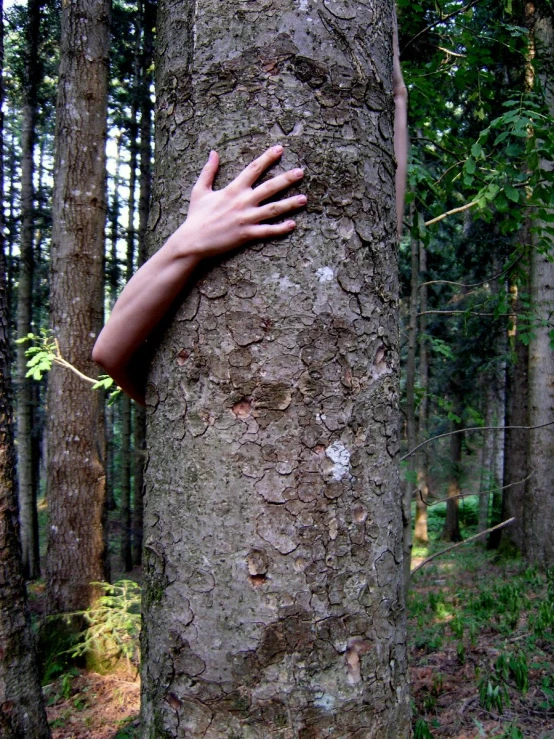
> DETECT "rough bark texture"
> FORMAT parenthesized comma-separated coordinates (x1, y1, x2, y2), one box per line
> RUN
(0, 4, 50, 729)
(141, 1, 410, 736)
(46, 0, 109, 613)
(442, 409, 462, 544)
(16, 0, 41, 580)
(523, 5, 554, 568)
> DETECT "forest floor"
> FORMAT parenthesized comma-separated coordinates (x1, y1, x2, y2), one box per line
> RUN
(37, 500, 554, 738)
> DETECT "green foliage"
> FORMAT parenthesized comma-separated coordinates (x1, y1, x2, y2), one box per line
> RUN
(478, 672, 510, 713)
(414, 717, 435, 739)
(67, 580, 141, 672)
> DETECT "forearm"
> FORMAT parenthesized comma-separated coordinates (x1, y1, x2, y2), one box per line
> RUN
(93, 231, 199, 405)
(393, 7, 408, 238)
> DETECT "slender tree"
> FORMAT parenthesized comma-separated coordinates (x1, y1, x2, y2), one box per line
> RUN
(46, 0, 110, 613)
(141, 0, 410, 734)
(16, 0, 42, 580)
(0, 1, 51, 730)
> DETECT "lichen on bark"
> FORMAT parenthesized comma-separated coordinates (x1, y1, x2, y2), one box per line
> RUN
(142, 0, 411, 736)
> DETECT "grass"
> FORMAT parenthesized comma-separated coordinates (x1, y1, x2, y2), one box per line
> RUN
(409, 496, 554, 738)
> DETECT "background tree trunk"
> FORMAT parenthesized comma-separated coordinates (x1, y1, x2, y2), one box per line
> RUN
(46, 0, 110, 613)
(141, 0, 410, 735)
(16, 0, 41, 580)
(414, 240, 429, 545)
(0, 3, 51, 729)
(523, 4, 554, 568)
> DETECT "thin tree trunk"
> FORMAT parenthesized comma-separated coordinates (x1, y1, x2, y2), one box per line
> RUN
(478, 383, 494, 532)
(414, 241, 429, 544)
(141, 0, 410, 734)
(501, 280, 528, 552)
(442, 402, 463, 543)
(105, 135, 122, 514)
(523, 5, 554, 568)
(16, 0, 42, 580)
(0, 4, 51, 729)
(403, 216, 418, 583)
(132, 0, 154, 567)
(120, 87, 139, 573)
(46, 0, 110, 613)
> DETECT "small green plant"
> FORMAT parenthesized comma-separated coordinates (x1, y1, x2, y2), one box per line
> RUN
(478, 674, 510, 713)
(67, 580, 141, 671)
(414, 718, 434, 739)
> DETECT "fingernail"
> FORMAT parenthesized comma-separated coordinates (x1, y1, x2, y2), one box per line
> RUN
(293, 168, 304, 178)
(297, 195, 307, 205)
(286, 220, 296, 229)
(273, 144, 284, 153)
(209, 150, 217, 160)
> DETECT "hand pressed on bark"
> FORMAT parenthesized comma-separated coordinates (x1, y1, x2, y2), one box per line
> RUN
(92, 145, 306, 406)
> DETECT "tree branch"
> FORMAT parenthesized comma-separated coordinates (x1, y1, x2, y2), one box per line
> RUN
(416, 470, 535, 507)
(402, 0, 482, 54)
(410, 518, 516, 577)
(400, 421, 554, 462)
(425, 200, 479, 226)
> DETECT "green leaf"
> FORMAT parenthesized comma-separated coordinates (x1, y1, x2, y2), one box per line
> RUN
(471, 142, 483, 159)
(505, 184, 519, 202)
(464, 158, 476, 175)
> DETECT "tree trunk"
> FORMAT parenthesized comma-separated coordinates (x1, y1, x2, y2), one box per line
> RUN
(414, 241, 429, 545)
(523, 5, 554, 568)
(120, 86, 139, 573)
(16, 0, 41, 580)
(0, 4, 51, 729)
(501, 279, 528, 552)
(478, 383, 494, 533)
(141, 0, 410, 735)
(132, 0, 154, 567)
(46, 0, 110, 613)
(442, 409, 463, 543)
(403, 217, 418, 584)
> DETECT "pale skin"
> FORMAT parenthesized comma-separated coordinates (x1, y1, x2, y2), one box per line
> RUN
(92, 145, 306, 405)
(93, 30, 408, 406)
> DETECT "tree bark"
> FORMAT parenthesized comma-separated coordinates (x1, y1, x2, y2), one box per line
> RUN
(16, 0, 42, 580)
(132, 0, 154, 567)
(0, 3, 51, 729)
(523, 4, 554, 568)
(414, 241, 429, 545)
(141, 0, 410, 735)
(46, 0, 110, 613)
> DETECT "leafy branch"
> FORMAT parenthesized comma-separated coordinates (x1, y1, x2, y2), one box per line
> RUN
(16, 329, 120, 402)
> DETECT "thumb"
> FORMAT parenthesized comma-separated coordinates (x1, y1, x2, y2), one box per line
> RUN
(194, 150, 219, 191)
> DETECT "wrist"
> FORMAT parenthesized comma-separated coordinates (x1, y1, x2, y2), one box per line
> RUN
(165, 223, 204, 268)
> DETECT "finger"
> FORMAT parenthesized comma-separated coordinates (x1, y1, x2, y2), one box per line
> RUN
(255, 194, 307, 222)
(233, 145, 284, 189)
(253, 168, 304, 203)
(194, 150, 219, 191)
(246, 220, 296, 240)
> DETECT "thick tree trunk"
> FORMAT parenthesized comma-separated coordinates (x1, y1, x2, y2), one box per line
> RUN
(141, 0, 410, 735)
(0, 5, 51, 729)
(46, 0, 110, 613)
(523, 6, 554, 568)
(16, 0, 41, 580)
(478, 383, 495, 533)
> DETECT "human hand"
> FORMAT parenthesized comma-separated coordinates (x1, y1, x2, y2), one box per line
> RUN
(173, 145, 306, 260)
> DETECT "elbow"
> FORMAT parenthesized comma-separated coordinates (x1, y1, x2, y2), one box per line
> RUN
(92, 336, 111, 374)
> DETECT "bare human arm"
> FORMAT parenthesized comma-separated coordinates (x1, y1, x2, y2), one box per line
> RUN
(393, 7, 408, 238)
(92, 145, 306, 405)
